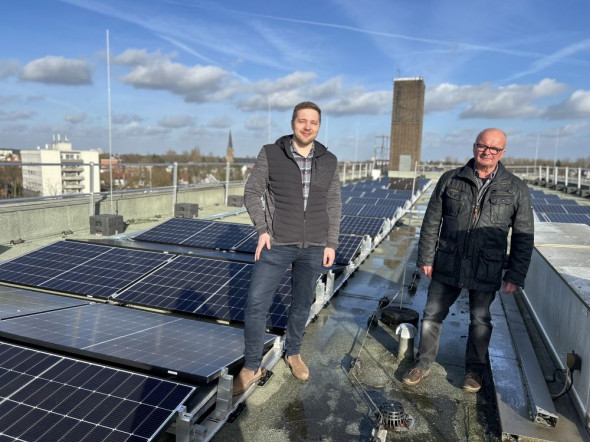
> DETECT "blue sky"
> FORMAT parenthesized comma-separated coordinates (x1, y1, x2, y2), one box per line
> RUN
(1, 0, 589, 162)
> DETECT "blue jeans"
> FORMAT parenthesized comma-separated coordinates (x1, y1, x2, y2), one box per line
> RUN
(415, 279, 496, 373)
(243, 245, 324, 371)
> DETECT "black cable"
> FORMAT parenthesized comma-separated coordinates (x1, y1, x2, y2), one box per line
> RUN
(548, 368, 574, 400)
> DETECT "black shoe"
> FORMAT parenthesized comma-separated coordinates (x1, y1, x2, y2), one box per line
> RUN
(463, 372, 482, 393)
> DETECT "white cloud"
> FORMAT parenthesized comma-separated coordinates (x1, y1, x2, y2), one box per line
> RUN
(19, 56, 92, 85)
(115, 49, 230, 103)
(544, 90, 590, 119)
(425, 79, 571, 119)
(323, 88, 391, 115)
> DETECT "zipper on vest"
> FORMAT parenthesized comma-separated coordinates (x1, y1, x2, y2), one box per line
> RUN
(301, 210, 307, 247)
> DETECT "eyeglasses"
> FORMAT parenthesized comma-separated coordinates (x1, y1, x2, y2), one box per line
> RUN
(474, 143, 504, 155)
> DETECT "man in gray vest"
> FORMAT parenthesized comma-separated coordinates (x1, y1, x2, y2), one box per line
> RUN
(403, 128, 534, 393)
(234, 101, 342, 395)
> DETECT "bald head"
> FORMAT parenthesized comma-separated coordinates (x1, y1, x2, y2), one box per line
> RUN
(476, 128, 506, 146)
(473, 128, 507, 175)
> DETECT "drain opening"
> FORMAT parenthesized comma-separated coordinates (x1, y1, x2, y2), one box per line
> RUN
(377, 400, 415, 432)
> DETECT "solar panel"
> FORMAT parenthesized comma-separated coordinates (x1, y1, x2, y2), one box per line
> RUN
(0, 341, 194, 442)
(182, 222, 255, 250)
(551, 198, 578, 205)
(358, 205, 398, 219)
(532, 203, 566, 213)
(347, 197, 379, 206)
(335, 235, 364, 265)
(0, 303, 276, 383)
(135, 218, 257, 251)
(544, 213, 590, 225)
(341, 204, 365, 216)
(114, 255, 293, 329)
(0, 242, 171, 299)
(232, 233, 259, 254)
(340, 215, 386, 237)
(0, 286, 88, 319)
(133, 217, 212, 245)
(134, 218, 256, 251)
(564, 205, 590, 214)
(340, 189, 365, 198)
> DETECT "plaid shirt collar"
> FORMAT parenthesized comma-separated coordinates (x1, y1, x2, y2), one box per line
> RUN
(290, 140, 315, 159)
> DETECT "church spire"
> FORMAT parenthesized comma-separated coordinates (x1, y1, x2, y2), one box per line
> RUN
(226, 130, 234, 163)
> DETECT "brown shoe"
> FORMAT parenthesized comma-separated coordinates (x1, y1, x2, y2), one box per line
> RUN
(284, 354, 309, 381)
(233, 367, 266, 396)
(463, 373, 482, 393)
(402, 367, 431, 386)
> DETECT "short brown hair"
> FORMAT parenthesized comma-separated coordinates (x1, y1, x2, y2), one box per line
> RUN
(291, 101, 321, 124)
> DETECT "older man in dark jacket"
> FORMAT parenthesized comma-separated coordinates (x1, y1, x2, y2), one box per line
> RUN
(403, 128, 534, 393)
(233, 102, 342, 396)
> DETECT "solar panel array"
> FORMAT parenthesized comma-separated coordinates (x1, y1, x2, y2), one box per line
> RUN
(0, 341, 194, 442)
(115, 255, 293, 329)
(530, 188, 590, 226)
(0, 241, 170, 299)
(0, 175, 427, 439)
(0, 303, 275, 383)
(0, 286, 88, 320)
(341, 179, 413, 224)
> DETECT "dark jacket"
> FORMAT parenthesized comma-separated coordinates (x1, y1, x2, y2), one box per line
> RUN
(417, 159, 534, 292)
(244, 135, 342, 249)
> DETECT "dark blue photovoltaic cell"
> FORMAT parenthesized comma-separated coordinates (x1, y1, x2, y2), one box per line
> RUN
(134, 218, 256, 251)
(532, 203, 567, 213)
(346, 197, 380, 206)
(358, 205, 399, 219)
(181, 222, 255, 250)
(335, 235, 364, 265)
(134, 217, 212, 244)
(544, 213, 590, 225)
(0, 342, 194, 442)
(0, 286, 88, 319)
(0, 242, 171, 299)
(0, 303, 276, 383)
(115, 255, 293, 329)
(0, 241, 105, 287)
(340, 216, 386, 237)
(341, 204, 365, 216)
(564, 205, 590, 214)
(232, 233, 259, 253)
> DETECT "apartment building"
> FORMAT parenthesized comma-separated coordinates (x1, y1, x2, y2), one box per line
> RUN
(20, 134, 100, 196)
